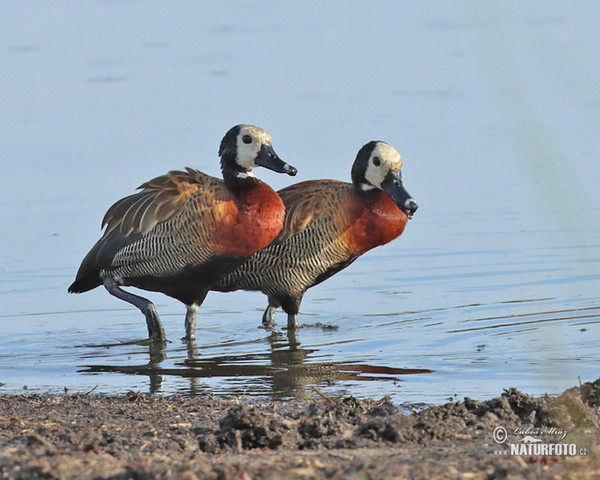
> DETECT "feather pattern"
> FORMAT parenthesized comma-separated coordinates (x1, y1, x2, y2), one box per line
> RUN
(70, 167, 285, 293)
(102, 167, 206, 236)
(67, 123, 297, 340)
(215, 179, 407, 298)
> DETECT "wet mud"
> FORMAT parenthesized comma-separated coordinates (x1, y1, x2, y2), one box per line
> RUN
(0, 380, 599, 479)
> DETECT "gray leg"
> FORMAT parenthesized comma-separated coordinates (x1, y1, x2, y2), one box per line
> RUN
(262, 296, 280, 327)
(281, 294, 303, 330)
(183, 290, 208, 341)
(287, 313, 299, 330)
(103, 278, 166, 341)
(184, 304, 199, 341)
(262, 305, 277, 327)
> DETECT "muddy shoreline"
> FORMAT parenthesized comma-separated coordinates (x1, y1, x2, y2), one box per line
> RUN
(1, 380, 599, 479)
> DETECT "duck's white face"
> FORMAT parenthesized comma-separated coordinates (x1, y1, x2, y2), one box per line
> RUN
(357, 140, 418, 219)
(363, 142, 403, 190)
(235, 125, 273, 171)
(219, 123, 297, 178)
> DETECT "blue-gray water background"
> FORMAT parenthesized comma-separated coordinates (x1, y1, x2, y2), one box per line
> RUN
(1, 1, 599, 404)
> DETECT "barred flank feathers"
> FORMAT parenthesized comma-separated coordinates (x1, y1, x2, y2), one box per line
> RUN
(215, 181, 358, 297)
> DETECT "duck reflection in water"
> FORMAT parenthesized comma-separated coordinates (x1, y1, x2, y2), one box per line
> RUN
(80, 327, 431, 399)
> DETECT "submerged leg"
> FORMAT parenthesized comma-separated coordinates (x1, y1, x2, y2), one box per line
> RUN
(184, 290, 208, 341)
(286, 327, 300, 349)
(281, 295, 303, 330)
(103, 278, 166, 341)
(184, 304, 199, 341)
(262, 296, 281, 327)
(287, 313, 299, 330)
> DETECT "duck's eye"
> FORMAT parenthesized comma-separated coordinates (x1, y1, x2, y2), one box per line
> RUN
(372, 156, 381, 167)
(242, 135, 252, 144)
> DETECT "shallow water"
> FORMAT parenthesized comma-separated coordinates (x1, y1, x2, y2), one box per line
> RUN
(1, 1, 599, 405)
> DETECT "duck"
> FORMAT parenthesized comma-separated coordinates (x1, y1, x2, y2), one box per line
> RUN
(213, 140, 418, 329)
(68, 124, 297, 341)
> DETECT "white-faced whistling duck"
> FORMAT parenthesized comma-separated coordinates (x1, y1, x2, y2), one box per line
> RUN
(213, 140, 418, 329)
(68, 124, 297, 341)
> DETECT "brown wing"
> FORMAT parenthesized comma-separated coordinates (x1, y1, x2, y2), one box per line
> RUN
(275, 180, 350, 242)
(102, 167, 211, 237)
(69, 168, 235, 292)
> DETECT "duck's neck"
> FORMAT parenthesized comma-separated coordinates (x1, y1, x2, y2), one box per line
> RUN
(220, 153, 259, 195)
(354, 182, 381, 206)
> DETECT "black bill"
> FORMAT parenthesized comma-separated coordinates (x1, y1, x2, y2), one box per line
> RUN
(381, 170, 418, 219)
(256, 144, 298, 176)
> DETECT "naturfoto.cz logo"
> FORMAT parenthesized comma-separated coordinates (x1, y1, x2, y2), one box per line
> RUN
(492, 426, 588, 457)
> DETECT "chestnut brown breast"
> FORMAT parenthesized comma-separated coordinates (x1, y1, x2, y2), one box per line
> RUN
(210, 180, 286, 256)
(341, 189, 407, 255)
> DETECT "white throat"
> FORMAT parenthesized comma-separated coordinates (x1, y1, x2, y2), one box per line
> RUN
(235, 170, 256, 179)
(360, 182, 376, 191)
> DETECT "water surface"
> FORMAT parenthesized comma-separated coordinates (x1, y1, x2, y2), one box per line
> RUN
(1, 1, 599, 404)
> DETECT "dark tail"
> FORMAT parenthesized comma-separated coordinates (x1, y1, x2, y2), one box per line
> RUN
(68, 224, 141, 294)
(67, 238, 109, 294)
(68, 251, 103, 292)
(68, 274, 102, 294)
